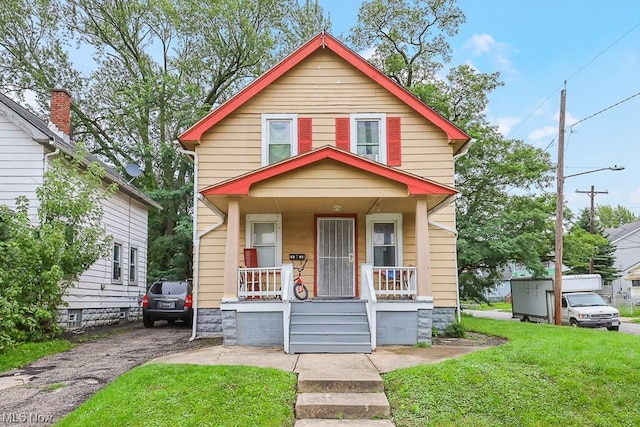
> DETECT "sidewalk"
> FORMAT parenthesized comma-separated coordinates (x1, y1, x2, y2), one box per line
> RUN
(149, 343, 488, 373)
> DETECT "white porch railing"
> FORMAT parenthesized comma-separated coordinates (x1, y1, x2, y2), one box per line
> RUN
(372, 266, 417, 299)
(238, 267, 283, 300)
(360, 264, 377, 351)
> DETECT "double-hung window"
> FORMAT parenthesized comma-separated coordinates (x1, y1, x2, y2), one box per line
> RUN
(246, 214, 282, 267)
(350, 113, 386, 163)
(112, 243, 122, 283)
(129, 247, 138, 284)
(366, 214, 403, 267)
(262, 114, 298, 166)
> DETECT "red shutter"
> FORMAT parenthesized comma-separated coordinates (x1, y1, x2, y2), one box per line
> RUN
(335, 118, 350, 151)
(298, 118, 312, 153)
(387, 117, 401, 166)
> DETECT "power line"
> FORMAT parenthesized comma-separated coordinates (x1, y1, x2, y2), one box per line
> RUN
(569, 90, 640, 129)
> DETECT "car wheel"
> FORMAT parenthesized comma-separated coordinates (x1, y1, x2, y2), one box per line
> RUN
(143, 316, 155, 328)
(607, 326, 619, 331)
(184, 316, 193, 328)
(569, 318, 578, 327)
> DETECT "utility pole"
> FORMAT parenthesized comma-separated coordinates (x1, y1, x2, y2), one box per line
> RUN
(576, 185, 608, 273)
(554, 85, 566, 326)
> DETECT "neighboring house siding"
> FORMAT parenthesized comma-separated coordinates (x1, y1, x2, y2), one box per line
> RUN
(0, 114, 44, 218)
(64, 194, 149, 309)
(611, 227, 640, 295)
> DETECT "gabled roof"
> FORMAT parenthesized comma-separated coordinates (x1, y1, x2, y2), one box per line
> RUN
(179, 32, 469, 146)
(201, 145, 457, 196)
(606, 221, 640, 243)
(0, 92, 161, 209)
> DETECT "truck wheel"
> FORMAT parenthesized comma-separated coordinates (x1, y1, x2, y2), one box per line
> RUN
(521, 316, 530, 323)
(607, 326, 619, 331)
(569, 318, 578, 327)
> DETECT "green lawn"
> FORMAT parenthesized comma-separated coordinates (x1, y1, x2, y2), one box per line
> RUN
(385, 316, 640, 426)
(617, 305, 640, 318)
(0, 340, 73, 372)
(56, 364, 298, 427)
(464, 301, 512, 312)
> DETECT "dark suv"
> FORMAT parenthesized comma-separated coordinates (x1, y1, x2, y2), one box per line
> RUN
(142, 279, 193, 328)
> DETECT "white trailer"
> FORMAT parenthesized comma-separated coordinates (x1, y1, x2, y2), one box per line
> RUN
(511, 275, 619, 330)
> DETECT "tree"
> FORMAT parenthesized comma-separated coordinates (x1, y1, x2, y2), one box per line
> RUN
(564, 208, 620, 282)
(596, 204, 640, 229)
(0, 0, 330, 283)
(349, 0, 465, 87)
(0, 147, 114, 348)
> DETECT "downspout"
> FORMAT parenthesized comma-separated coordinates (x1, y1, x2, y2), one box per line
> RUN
(175, 142, 202, 342)
(43, 144, 60, 172)
(453, 138, 476, 162)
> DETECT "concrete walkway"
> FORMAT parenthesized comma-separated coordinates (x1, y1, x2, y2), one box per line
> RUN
(150, 344, 490, 425)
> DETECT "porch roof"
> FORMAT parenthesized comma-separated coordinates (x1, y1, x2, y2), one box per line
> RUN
(201, 145, 457, 197)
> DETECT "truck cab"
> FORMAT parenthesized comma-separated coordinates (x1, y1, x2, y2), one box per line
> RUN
(561, 292, 620, 331)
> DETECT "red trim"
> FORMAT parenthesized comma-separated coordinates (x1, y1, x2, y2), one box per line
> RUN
(178, 32, 469, 144)
(298, 117, 313, 153)
(314, 214, 359, 297)
(335, 118, 350, 151)
(201, 146, 457, 196)
(387, 117, 401, 166)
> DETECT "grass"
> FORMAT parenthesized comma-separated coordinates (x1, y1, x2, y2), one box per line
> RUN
(464, 301, 512, 312)
(384, 316, 640, 426)
(617, 306, 640, 318)
(0, 340, 73, 373)
(56, 364, 298, 427)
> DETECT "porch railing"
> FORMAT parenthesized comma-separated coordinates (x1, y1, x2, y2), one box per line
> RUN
(360, 264, 377, 351)
(238, 267, 283, 299)
(372, 266, 417, 299)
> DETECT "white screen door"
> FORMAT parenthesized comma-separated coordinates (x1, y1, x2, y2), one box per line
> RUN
(317, 217, 355, 297)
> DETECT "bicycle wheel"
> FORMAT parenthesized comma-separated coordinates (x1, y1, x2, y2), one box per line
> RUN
(293, 282, 308, 300)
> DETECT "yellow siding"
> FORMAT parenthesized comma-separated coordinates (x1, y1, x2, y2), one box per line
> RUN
(194, 48, 459, 308)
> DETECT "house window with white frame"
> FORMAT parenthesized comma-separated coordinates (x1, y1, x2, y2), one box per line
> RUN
(366, 214, 403, 267)
(246, 214, 283, 267)
(112, 243, 122, 283)
(262, 114, 298, 166)
(351, 113, 386, 163)
(129, 247, 138, 284)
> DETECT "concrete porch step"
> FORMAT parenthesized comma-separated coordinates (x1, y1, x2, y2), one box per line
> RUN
(295, 392, 391, 419)
(294, 419, 395, 426)
(289, 342, 372, 354)
(296, 353, 383, 393)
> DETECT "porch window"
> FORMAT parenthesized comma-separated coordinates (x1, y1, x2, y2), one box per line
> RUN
(112, 243, 122, 283)
(262, 114, 298, 166)
(246, 214, 282, 267)
(366, 214, 403, 266)
(633, 280, 640, 287)
(350, 113, 386, 163)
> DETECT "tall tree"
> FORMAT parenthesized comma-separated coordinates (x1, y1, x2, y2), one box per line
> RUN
(565, 208, 620, 282)
(349, 0, 465, 87)
(0, 0, 330, 283)
(596, 204, 640, 229)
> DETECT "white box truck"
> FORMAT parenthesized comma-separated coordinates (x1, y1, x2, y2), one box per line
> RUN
(511, 274, 620, 331)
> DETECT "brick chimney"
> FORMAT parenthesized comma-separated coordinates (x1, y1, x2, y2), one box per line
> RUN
(50, 89, 72, 137)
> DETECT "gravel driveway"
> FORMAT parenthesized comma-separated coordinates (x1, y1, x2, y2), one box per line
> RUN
(0, 322, 221, 426)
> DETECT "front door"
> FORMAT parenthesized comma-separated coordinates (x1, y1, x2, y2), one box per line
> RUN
(316, 217, 355, 297)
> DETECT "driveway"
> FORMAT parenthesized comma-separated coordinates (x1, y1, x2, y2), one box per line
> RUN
(0, 322, 220, 426)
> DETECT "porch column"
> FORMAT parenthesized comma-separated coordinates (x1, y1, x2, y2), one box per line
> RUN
(415, 196, 432, 296)
(223, 197, 240, 300)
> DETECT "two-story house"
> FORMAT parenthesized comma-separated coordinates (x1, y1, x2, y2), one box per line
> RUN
(178, 33, 470, 353)
(0, 90, 161, 329)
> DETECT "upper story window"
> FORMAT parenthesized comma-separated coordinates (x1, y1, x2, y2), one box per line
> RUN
(351, 113, 386, 163)
(261, 114, 298, 166)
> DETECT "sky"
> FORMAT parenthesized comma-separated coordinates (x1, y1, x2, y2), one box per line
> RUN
(318, 0, 640, 217)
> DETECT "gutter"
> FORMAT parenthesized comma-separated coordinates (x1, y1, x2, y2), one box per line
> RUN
(453, 138, 476, 162)
(43, 144, 60, 172)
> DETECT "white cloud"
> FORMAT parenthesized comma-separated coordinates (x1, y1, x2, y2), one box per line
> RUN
(465, 34, 496, 55)
(495, 116, 521, 136)
(528, 125, 556, 141)
(630, 187, 640, 204)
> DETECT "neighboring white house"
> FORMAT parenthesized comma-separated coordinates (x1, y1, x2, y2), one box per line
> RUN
(0, 90, 161, 328)
(606, 221, 640, 298)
